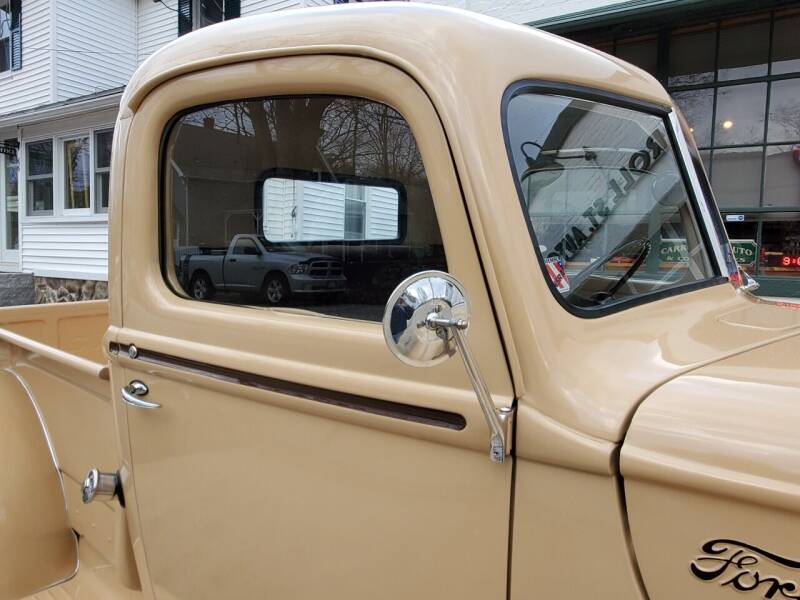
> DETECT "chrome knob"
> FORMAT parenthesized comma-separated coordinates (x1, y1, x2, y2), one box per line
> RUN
(81, 468, 119, 504)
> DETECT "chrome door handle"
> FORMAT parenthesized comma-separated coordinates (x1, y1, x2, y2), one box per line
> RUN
(122, 380, 161, 410)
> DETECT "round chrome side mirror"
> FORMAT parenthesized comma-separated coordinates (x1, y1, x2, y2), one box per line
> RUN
(382, 271, 470, 367)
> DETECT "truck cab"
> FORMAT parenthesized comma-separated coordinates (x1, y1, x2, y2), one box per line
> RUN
(2, 4, 800, 600)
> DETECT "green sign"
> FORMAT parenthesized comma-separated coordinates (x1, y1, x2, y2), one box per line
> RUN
(659, 238, 688, 263)
(730, 239, 757, 266)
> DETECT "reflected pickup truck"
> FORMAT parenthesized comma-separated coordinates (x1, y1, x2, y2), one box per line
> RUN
(3, 5, 800, 600)
(183, 234, 345, 305)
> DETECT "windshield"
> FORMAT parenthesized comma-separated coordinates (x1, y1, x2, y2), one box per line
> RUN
(505, 91, 718, 312)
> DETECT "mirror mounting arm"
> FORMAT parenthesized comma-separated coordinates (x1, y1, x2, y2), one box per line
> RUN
(428, 314, 510, 464)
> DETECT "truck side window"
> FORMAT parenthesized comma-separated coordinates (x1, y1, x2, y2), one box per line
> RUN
(162, 96, 447, 321)
(505, 91, 718, 314)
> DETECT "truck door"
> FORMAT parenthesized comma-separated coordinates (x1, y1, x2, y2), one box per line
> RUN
(112, 55, 514, 600)
(223, 236, 264, 292)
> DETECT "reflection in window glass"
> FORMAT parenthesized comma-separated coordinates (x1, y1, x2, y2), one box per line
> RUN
(616, 36, 658, 74)
(722, 215, 758, 273)
(714, 83, 767, 146)
(717, 15, 770, 81)
(763, 145, 800, 208)
(163, 96, 446, 322)
(668, 25, 716, 87)
(760, 214, 800, 275)
(768, 79, 800, 144)
(772, 10, 800, 75)
(505, 93, 715, 312)
(699, 149, 711, 176)
(712, 146, 764, 208)
(64, 137, 90, 210)
(672, 89, 713, 148)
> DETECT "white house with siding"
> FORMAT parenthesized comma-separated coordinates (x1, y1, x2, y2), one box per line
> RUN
(0, 0, 338, 298)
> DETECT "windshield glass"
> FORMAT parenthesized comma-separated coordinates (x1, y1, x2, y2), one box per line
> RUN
(506, 92, 717, 312)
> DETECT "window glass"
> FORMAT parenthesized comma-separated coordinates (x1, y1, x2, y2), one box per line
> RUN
(164, 96, 446, 322)
(772, 10, 800, 76)
(668, 25, 716, 86)
(759, 213, 800, 275)
(721, 213, 759, 273)
(27, 140, 53, 214)
(0, 0, 9, 73)
(4, 151, 17, 250)
(699, 149, 711, 176)
(717, 14, 770, 81)
(714, 83, 767, 146)
(672, 89, 713, 148)
(763, 145, 800, 208)
(95, 129, 113, 212)
(232, 237, 260, 255)
(505, 92, 716, 313)
(197, 0, 223, 28)
(711, 146, 763, 208)
(64, 137, 90, 210)
(767, 78, 800, 144)
(616, 35, 658, 74)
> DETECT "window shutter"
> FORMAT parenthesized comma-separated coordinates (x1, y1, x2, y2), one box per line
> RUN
(224, 0, 240, 20)
(178, 0, 193, 36)
(10, 0, 21, 70)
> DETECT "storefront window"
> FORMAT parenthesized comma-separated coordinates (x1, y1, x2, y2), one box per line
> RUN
(27, 140, 53, 215)
(723, 214, 759, 273)
(668, 25, 716, 87)
(712, 147, 764, 208)
(63, 137, 91, 210)
(767, 78, 800, 143)
(763, 146, 800, 208)
(771, 9, 800, 75)
(760, 214, 800, 276)
(714, 83, 767, 146)
(717, 14, 770, 81)
(672, 89, 713, 147)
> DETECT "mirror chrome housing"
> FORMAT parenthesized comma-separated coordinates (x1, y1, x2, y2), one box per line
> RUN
(382, 271, 512, 463)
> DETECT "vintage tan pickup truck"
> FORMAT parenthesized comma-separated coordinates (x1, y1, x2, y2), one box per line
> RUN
(3, 4, 800, 600)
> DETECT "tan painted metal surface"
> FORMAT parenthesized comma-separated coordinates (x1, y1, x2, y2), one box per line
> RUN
(0, 3, 799, 600)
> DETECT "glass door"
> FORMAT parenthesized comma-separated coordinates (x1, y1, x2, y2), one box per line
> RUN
(0, 151, 20, 266)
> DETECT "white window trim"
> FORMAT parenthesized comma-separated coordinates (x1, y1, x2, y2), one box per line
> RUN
(21, 125, 114, 223)
(0, 0, 11, 75)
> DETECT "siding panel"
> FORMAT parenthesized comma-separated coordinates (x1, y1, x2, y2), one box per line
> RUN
(22, 221, 109, 280)
(0, 0, 52, 115)
(54, 0, 137, 101)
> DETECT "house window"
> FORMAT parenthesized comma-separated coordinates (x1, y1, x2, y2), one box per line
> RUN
(63, 136, 90, 210)
(178, 0, 240, 36)
(0, 0, 21, 73)
(26, 129, 113, 216)
(27, 140, 53, 215)
(3, 149, 18, 251)
(94, 129, 113, 213)
(344, 184, 366, 239)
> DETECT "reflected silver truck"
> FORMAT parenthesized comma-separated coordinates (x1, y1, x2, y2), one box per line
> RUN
(183, 233, 346, 304)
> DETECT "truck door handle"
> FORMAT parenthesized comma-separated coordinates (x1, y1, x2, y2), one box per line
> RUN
(229, 258, 237, 262)
(122, 380, 161, 410)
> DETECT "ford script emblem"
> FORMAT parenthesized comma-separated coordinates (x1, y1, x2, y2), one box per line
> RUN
(691, 539, 800, 599)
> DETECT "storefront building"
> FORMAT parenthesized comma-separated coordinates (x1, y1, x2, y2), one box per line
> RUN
(538, 0, 800, 297)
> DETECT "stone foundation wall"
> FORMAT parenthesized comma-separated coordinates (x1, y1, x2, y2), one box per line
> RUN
(0, 273, 35, 306)
(35, 277, 108, 304)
